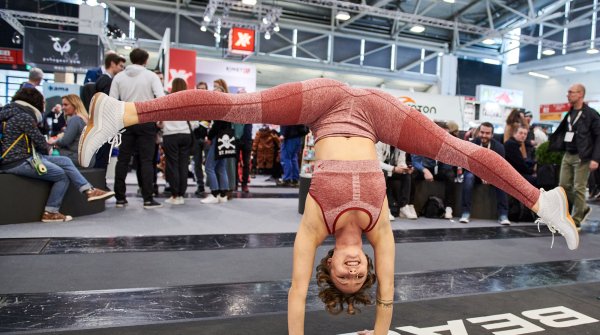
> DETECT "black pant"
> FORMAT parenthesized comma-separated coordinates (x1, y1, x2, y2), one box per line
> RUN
(236, 139, 252, 187)
(114, 124, 157, 202)
(386, 173, 411, 216)
(413, 168, 456, 208)
(192, 138, 205, 190)
(163, 133, 192, 197)
(92, 142, 111, 188)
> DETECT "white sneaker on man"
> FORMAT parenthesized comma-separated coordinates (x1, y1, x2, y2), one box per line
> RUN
(176, 196, 185, 205)
(388, 213, 395, 221)
(459, 213, 470, 223)
(444, 206, 453, 219)
(78, 93, 125, 168)
(217, 195, 228, 203)
(201, 194, 219, 204)
(399, 205, 417, 219)
(536, 187, 579, 250)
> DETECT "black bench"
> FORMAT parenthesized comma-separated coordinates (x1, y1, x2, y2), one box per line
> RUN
(299, 177, 499, 220)
(0, 168, 107, 225)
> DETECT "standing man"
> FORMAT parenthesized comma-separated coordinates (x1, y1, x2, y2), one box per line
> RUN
(460, 122, 510, 225)
(93, 53, 126, 172)
(550, 83, 600, 228)
(277, 125, 307, 187)
(109, 48, 165, 209)
(20, 68, 44, 89)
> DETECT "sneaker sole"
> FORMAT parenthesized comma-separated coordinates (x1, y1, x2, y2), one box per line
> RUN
(558, 186, 579, 249)
(78, 93, 104, 167)
(88, 191, 115, 202)
(42, 217, 73, 223)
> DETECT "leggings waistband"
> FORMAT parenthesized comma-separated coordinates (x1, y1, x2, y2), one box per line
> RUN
(313, 160, 381, 173)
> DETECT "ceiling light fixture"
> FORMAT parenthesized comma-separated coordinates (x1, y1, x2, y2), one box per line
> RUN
(564, 66, 577, 72)
(200, 25, 207, 32)
(262, 17, 269, 24)
(482, 38, 495, 45)
(265, 31, 271, 40)
(336, 11, 351, 21)
(410, 25, 425, 33)
(241, 0, 257, 5)
(586, 48, 599, 54)
(528, 71, 550, 79)
(273, 24, 280, 32)
(443, 0, 455, 3)
(542, 48, 556, 56)
(482, 58, 501, 65)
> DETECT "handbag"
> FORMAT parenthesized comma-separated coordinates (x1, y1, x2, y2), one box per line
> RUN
(215, 127, 237, 160)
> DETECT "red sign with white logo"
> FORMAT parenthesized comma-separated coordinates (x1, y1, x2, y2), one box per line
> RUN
(540, 103, 570, 115)
(0, 49, 24, 65)
(167, 48, 197, 92)
(228, 27, 255, 55)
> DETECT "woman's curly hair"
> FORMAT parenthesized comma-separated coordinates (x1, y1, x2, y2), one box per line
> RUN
(315, 248, 377, 315)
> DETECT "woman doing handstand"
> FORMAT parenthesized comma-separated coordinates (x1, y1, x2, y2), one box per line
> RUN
(78, 78, 578, 335)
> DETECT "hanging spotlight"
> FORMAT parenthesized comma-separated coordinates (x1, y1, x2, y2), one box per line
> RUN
(542, 48, 556, 56)
(200, 25, 207, 32)
(273, 24, 280, 32)
(335, 11, 351, 21)
(11, 32, 22, 45)
(410, 25, 425, 33)
(241, 0, 257, 5)
(265, 31, 271, 40)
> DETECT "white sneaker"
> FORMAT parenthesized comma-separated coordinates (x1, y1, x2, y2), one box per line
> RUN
(408, 204, 418, 218)
(536, 187, 579, 250)
(459, 213, 470, 223)
(400, 205, 417, 219)
(165, 197, 178, 205)
(78, 93, 125, 168)
(388, 213, 395, 221)
(201, 194, 219, 204)
(217, 195, 228, 203)
(176, 196, 185, 205)
(499, 217, 511, 226)
(444, 206, 453, 219)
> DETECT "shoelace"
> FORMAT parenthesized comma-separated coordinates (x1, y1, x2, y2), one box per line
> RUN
(107, 131, 123, 165)
(536, 218, 561, 248)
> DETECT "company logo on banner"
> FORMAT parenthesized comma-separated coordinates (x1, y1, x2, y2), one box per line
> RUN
(24, 27, 101, 73)
(167, 48, 197, 91)
(228, 27, 255, 55)
(399, 96, 438, 114)
(476, 84, 524, 108)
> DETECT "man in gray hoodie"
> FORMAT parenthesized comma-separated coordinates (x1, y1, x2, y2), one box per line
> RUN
(109, 48, 165, 209)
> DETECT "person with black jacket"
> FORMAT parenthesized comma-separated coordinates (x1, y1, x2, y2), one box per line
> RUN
(549, 83, 600, 228)
(277, 125, 308, 187)
(505, 124, 536, 185)
(460, 122, 510, 225)
(0, 88, 113, 222)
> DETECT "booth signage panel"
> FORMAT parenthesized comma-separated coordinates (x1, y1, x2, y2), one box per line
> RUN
(0, 49, 24, 65)
(167, 48, 197, 92)
(23, 27, 102, 73)
(476, 84, 524, 108)
(228, 27, 255, 55)
(539, 103, 570, 121)
(196, 57, 256, 93)
(43, 83, 81, 114)
(394, 90, 466, 128)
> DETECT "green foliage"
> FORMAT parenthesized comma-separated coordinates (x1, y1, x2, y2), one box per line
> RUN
(536, 141, 564, 165)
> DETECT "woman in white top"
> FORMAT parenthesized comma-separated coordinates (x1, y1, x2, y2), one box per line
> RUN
(161, 78, 194, 205)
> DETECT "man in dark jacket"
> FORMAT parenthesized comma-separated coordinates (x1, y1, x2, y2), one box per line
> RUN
(549, 83, 600, 227)
(277, 125, 308, 187)
(459, 122, 510, 225)
(0, 88, 113, 222)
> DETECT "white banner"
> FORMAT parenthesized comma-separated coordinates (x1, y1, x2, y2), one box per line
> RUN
(196, 58, 256, 93)
(43, 83, 81, 114)
(476, 84, 524, 108)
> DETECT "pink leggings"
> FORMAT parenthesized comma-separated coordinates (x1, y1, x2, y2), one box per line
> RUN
(135, 79, 540, 208)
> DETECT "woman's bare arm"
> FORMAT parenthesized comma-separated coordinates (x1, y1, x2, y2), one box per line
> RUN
(367, 206, 396, 335)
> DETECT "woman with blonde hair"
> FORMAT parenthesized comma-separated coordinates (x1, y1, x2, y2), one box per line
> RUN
(48, 94, 88, 165)
(79, 79, 578, 334)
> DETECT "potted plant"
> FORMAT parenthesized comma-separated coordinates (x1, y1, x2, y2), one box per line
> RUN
(535, 141, 564, 190)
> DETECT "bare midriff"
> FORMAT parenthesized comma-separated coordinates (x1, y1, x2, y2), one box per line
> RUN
(314, 136, 378, 161)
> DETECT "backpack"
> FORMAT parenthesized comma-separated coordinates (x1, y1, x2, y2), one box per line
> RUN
(0, 121, 28, 163)
(421, 196, 445, 218)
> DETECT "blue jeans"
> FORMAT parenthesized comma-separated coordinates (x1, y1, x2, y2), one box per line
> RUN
(3, 155, 91, 213)
(281, 137, 301, 182)
(461, 171, 508, 218)
(205, 141, 229, 191)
